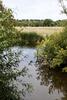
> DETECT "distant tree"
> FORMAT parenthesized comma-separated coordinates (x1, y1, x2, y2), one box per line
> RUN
(43, 19, 55, 26)
(55, 19, 67, 26)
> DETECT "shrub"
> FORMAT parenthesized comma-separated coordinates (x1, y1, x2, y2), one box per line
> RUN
(38, 28, 67, 71)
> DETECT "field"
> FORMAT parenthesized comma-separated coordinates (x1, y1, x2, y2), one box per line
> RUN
(16, 27, 64, 36)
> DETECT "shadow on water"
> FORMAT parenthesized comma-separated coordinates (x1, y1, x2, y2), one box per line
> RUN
(0, 46, 67, 100)
(36, 57, 67, 100)
(0, 47, 32, 100)
(14, 47, 67, 100)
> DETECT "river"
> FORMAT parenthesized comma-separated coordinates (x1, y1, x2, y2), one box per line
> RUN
(11, 46, 67, 100)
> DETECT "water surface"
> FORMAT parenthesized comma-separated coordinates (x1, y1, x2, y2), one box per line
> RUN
(13, 47, 67, 100)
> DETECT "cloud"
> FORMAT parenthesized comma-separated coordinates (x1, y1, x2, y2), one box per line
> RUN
(3, 0, 67, 20)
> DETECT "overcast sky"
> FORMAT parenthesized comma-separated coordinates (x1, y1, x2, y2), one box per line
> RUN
(3, 0, 67, 20)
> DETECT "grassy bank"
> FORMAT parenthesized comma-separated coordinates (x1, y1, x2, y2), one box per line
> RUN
(5, 32, 44, 48)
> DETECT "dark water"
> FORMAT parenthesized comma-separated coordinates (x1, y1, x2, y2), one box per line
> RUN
(12, 47, 67, 100)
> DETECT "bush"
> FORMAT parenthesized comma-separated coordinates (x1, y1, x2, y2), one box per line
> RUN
(10, 32, 44, 47)
(38, 28, 67, 71)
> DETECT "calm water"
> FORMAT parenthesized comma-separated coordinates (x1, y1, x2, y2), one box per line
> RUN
(12, 47, 67, 100)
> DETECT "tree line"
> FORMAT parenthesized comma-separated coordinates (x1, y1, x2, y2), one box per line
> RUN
(13, 19, 67, 27)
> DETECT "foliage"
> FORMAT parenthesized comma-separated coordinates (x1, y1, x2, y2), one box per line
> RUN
(43, 19, 55, 26)
(0, 1, 32, 100)
(11, 32, 44, 47)
(13, 19, 67, 27)
(0, 49, 29, 100)
(36, 59, 67, 100)
(59, 0, 67, 15)
(0, 0, 16, 50)
(0, 1, 44, 49)
(37, 28, 67, 71)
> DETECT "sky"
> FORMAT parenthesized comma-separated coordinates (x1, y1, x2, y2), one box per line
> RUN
(3, 0, 67, 20)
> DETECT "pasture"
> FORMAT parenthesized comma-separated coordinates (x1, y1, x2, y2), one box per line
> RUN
(16, 27, 64, 36)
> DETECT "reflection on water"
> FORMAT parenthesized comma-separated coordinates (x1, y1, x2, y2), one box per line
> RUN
(0, 47, 32, 100)
(36, 56, 67, 100)
(0, 47, 67, 100)
(16, 47, 66, 100)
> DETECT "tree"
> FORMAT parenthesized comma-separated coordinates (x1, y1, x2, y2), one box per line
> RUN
(0, 0, 15, 50)
(59, 0, 67, 15)
(43, 19, 55, 26)
(0, 1, 31, 100)
(37, 0, 67, 72)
